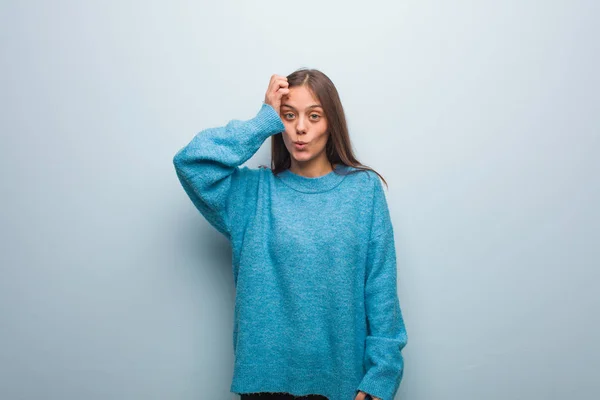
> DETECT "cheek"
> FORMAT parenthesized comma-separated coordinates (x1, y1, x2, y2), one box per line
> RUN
(282, 132, 294, 146)
(318, 124, 329, 140)
(282, 122, 293, 136)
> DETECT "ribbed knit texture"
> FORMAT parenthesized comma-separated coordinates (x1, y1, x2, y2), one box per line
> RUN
(172, 103, 407, 400)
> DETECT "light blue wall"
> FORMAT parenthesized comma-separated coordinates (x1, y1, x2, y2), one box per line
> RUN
(1, 1, 598, 399)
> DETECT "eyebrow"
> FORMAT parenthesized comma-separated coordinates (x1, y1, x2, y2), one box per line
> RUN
(280, 104, 323, 111)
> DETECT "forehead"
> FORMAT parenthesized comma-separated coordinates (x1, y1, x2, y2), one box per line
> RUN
(281, 86, 320, 107)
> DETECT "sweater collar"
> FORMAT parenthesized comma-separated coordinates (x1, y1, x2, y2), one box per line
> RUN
(276, 163, 350, 193)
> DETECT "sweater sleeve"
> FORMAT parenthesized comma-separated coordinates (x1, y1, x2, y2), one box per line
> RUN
(356, 176, 408, 400)
(172, 102, 285, 240)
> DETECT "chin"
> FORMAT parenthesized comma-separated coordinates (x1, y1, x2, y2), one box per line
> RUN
(290, 155, 309, 164)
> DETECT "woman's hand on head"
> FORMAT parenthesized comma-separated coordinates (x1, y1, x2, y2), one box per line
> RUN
(264, 74, 289, 113)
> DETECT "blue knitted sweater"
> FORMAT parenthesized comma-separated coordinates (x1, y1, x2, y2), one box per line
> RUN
(172, 103, 407, 400)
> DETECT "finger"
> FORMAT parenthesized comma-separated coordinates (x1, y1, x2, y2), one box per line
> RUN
(269, 74, 283, 85)
(269, 74, 288, 90)
(354, 391, 366, 400)
(272, 79, 289, 94)
(275, 90, 290, 104)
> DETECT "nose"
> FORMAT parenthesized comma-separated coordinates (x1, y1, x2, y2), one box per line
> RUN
(296, 114, 307, 134)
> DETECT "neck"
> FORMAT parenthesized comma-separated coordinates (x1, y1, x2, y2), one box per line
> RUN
(289, 158, 336, 178)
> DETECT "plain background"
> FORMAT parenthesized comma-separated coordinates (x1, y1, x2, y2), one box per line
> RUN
(1, 1, 598, 399)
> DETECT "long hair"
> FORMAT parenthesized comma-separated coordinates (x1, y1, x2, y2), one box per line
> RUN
(266, 68, 388, 188)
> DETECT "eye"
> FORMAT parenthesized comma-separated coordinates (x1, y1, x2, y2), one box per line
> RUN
(283, 113, 295, 119)
(310, 114, 321, 120)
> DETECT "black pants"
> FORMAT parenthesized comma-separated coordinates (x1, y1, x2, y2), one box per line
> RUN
(241, 393, 328, 400)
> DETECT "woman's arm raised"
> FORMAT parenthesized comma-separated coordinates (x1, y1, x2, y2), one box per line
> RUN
(172, 75, 289, 239)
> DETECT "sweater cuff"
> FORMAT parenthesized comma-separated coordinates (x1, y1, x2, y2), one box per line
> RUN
(248, 102, 285, 139)
(356, 358, 404, 400)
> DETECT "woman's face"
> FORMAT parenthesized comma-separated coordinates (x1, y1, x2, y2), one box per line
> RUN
(279, 86, 329, 165)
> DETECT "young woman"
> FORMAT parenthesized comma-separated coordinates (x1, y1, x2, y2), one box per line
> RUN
(173, 69, 407, 400)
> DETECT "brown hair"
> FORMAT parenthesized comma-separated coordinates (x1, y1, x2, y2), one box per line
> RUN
(264, 67, 388, 188)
